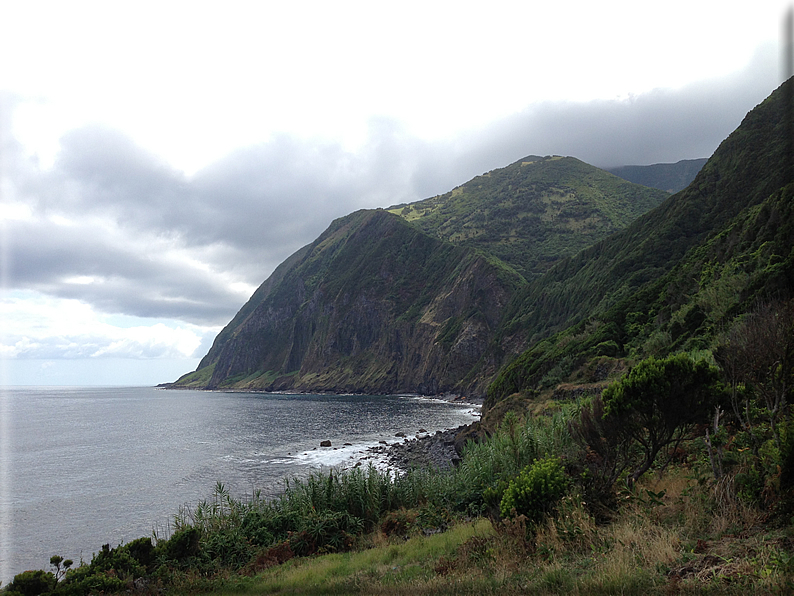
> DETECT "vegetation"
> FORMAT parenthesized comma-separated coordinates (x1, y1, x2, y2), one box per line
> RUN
(601, 354, 724, 484)
(388, 155, 669, 279)
(7, 351, 792, 594)
(498, 456, 567, 522)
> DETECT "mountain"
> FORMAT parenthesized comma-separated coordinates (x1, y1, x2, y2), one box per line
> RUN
(486, 78, 794, 410)
(172, 158, 668, 395)
(174, 80, 793, 403)
(174, 209, 522, 395)
(389, 156, 668, 279)
(607, 158, 708, 193)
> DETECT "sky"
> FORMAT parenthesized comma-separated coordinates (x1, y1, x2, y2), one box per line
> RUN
(0, 0, 792, 386)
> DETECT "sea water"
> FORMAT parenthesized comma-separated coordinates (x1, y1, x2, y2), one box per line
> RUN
(0, 386, 478, 583)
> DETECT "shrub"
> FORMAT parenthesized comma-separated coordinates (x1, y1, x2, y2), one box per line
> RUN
(159, 526, 201, 563)
(500, 456, 568, 524)
(602, 353, 724, 485)
(380, 508, 417, 537)
(289, 511, 363, 556)
(240, 510, 276, 546)
(52, 565, 126, 596)
(5, 570, 56, 596)
(569, 394, 632, 510)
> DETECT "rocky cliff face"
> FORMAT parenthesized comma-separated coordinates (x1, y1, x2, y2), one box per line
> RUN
(176, 209, 522, 396)
(173, 153, 679, 396)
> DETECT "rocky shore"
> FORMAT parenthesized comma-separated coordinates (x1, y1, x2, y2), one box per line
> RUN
(364, 424, 471, 472)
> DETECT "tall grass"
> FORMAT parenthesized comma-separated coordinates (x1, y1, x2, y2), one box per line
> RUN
(163, 405, 581, 572)
(443, 405, 580, 513)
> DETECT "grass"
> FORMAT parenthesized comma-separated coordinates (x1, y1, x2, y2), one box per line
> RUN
(197, 519, 494, 595)
(181, 467, 793, 596)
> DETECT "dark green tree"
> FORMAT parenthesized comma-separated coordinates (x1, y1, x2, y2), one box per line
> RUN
(602, 353, 724, 485)
(714, 299, 794, 451)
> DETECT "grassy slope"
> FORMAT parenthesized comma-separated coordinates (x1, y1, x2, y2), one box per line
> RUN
(210, 493, 791, 595)
(486, 182, 794, 407)
(181, 428, 793, 596)
(389, 155, 669, 280)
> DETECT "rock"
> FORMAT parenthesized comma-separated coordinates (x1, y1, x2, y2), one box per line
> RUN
(320, 440, 332, 447)
(395, 432, 406, 437)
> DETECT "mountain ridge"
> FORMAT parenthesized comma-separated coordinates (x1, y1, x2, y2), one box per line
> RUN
(607, 158, 707, 193)
(172, 79, 792, 404)
(172, 156, 670, 395)
(388, 155, 668, 279)
(486, 78, 794, 408)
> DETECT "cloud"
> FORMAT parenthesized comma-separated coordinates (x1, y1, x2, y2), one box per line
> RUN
(416, 44, 781, 177)
(3, 117, 437, 325)
(0, 291, 216, 360)
(1, 47, 783, 339)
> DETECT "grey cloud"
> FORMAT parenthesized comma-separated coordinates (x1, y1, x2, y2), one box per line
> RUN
(7, 333, 195, 360)
(5, 218, 245, 324)
(455, 45, 780, 172)
(2, 50, 782, 327)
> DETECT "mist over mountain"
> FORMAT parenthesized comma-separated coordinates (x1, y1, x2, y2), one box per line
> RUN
(607, 158, 708, 193)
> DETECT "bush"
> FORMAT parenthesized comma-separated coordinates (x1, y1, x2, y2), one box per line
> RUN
(160, 526, 201, 563)
(380, 508, 417, 537)
(500, 456, 568, 524)
(602, 353, 724, 484)
(288, 511, 363, 556)
(53, 565, 126, 596)
(5, 570, 56, 596)
(568, 394, 630, 511)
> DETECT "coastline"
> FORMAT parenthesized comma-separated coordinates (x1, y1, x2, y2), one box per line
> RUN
(379, 395, 481, 472)
(297, 394, 481, 475)
(368, 424, 470, 472)
(347, 395, 482, 473)
(161, 387, 483, 474)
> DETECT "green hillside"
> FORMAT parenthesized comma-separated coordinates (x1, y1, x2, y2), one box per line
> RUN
(487, 77, 794, 408)
(174, 154, 668, 394)
(173, 209, 524, 395)
(389, 156, 669, 279)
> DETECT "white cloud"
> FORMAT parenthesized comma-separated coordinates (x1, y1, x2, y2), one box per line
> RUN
(0, 290, 217, 360)
(2, 1, 789, 175)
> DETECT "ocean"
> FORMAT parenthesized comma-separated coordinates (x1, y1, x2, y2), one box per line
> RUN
(0, 386, 478, 583)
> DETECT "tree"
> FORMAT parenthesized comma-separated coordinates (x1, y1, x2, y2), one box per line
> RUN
(714, 299, 794, 450)
(569, 394, 634, 503)
(602, 353, 724, 485)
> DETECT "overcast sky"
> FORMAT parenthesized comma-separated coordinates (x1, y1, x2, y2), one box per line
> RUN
(0, 1, 791, 386)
